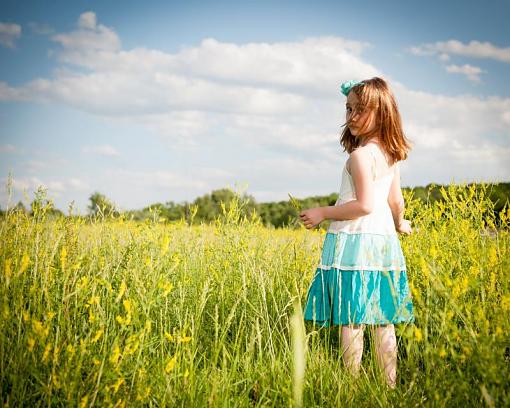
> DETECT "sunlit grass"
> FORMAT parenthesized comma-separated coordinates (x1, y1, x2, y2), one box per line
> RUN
(1, 182, 509, 406)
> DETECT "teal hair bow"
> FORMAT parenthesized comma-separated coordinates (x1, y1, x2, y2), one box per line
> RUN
(340, 79, 363, 96)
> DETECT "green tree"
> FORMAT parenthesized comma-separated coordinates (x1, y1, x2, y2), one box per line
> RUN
(88, 192, 118, 217)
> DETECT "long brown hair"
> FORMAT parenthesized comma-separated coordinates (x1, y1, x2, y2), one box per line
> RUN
(339, 77, 412, 164)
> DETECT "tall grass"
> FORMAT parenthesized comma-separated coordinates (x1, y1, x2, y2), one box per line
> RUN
(1, 182, 509, 407)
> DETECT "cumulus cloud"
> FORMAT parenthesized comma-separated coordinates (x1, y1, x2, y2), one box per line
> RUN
(82, 144, 121, 157)
(0, 22, 21, 48)
(445, 63, 486, 82)
(409, 39, 510, 63)
(50, 11, 121, 65)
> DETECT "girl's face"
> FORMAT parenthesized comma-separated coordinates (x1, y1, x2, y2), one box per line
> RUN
(346, 91, 378, 137)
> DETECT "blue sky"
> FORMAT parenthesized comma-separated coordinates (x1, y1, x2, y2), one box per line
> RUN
(1, 0, 509, 213)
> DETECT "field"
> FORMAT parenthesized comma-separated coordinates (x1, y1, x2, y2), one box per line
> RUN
(1, 183, 509, 407)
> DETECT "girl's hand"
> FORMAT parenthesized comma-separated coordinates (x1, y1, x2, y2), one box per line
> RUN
(396, 219, 412, 235)
(299, 208, 325, 229)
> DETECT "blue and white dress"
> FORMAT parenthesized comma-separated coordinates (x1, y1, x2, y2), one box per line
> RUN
(303, 144, 415, 327)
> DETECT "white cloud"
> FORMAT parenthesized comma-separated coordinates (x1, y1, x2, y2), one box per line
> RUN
(445, 64, 486, 82)
(51, 11, 120, 66)
(0, 22, 21, 48)
(82, 144, 121, 157)
(409, 39, 510, 63)
(67, 178, 90, 190)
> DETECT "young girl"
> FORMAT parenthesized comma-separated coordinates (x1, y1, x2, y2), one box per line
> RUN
(300, 77, 415, 389)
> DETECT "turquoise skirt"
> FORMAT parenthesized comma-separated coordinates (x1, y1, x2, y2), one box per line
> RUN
(303, 232, 415, 327)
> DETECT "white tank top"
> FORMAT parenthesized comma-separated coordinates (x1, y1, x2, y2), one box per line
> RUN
(327, 143, 398, 235)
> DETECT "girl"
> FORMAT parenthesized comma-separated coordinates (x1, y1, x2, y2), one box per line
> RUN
(300, 77, 415, 389)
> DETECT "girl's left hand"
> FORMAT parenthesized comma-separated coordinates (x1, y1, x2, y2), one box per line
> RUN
(299, 208, 325, 229)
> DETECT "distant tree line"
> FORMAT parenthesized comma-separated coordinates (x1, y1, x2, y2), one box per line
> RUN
(1, 182, 509, 229)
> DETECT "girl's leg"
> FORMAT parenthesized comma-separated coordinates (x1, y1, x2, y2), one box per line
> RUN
(374, 324, 397, 388)
(341, 324, 364, 377)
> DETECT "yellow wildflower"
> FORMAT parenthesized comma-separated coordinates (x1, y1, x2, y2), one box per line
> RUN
(414, 327, 423, 342)
(501, 295, 510, 312)
(164, 331, 174, 342)
(27, 337, 35, 352)
(116, 314, 131, 326)
(88, 295, 100, 306)
(53, 345, 60, 362)
(136, 386, 151, 401)
(19, 253, 30, 275)
(60, 246, 67, 271)
(178, 336, 192, 343)
(488, 246, 498, 266)
(124, 335, 139, 355)
(122, 299, 132, 314)
(4, 258, 12, 281)
(165, 355, 177, 373)
(42, 343, 52, 362)
(160, 235, 170, 256)
(78, 276, 89, 289)
(116, 280, 127, 302)
(52, 374, 61, 389)
(144, 320, 152, 333)
(115, 399, 125, 408)
(112, 378, 125, 394)
(110, 345, 121, 365)
(159, 281, 174, 297)
(91, 328, 104, 343)
(79, 395, 89, 408)
(32, 319, 49, 339)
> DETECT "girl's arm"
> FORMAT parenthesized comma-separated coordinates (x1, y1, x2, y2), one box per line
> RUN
(300, 148, 374, 228)
(387, 162, 412, 233)
(387, 162, 405, 229)
(321, 148, 374, 221)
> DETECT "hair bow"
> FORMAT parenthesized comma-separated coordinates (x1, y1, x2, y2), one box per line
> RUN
(340, 79, 363, 96)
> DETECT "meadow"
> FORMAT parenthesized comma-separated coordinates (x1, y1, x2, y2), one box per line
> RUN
(1, 183, 509, 407)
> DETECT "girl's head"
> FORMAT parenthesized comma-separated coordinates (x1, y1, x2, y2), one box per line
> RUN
(340, 77, 412, 164)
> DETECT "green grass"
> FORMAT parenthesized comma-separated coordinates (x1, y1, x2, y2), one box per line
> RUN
(1, 183, 509, 407)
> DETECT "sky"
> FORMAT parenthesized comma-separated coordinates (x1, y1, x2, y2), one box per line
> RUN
(0, 0, 509, 214)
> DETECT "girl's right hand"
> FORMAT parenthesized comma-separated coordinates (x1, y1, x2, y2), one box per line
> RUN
(396, 219, 412, 235)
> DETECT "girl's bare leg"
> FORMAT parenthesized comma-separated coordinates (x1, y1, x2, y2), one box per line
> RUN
(374, 324, 397, 388)
(341, 324, 364, 377)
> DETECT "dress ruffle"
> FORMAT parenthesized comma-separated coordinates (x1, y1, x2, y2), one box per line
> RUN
(303, 232, 415, 327)
(319, 231, 406, 271)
